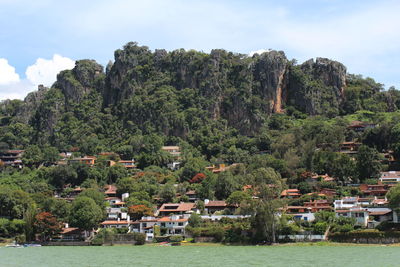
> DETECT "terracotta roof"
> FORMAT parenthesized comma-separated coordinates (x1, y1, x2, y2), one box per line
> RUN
(105, 185, 117, 195)
(186, 190, 196, 195)
(159, 202, 195, 212)
(205, 200, 228, 207)
(61, 227, 81, 234)
(158, 217, 188, 222)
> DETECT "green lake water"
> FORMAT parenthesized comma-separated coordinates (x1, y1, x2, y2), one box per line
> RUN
(0, 245, 399, 267)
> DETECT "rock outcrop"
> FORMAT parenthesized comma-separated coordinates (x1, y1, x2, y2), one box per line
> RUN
(8, 42, 351, 137)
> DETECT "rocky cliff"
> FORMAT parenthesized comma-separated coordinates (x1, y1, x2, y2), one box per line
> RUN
(15, 42, 351, 137)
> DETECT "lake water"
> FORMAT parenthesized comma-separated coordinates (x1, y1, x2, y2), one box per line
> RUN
(0, 245, 399, 267)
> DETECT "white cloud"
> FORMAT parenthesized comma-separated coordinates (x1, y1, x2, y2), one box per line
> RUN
(248, 49, 272, 57)
(26, 54, 75, 86)
(0, 58, 20, 85)
(0, 54, 75, 100)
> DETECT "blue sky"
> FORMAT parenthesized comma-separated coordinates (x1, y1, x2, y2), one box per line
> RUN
(0, 0, 399, 99)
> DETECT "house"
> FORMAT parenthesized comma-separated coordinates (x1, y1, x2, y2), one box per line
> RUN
(104, 185, 118, 198)
(379, 171, 400, 184)
(284, 206, 315, 222)
(281, 189, 301, 198)
(204, 200, 237, 214)
(371, 197, 388, 206)
(185, 190, 199, 202)
(161, 146, 181, 170)
(205, 163, 240, 174)
(105, 196, 121, 205)
(339, 142, 361, 154)
(59, 227, 85, 241)
(68, 156, 96, 166)
(156, 214, 190, 235)
(335, 208, 369, 227)
(157, 202, 196, 216)
(347, 121, 376, 132)
(319, 188, 337, 197)
(100, 219, 131, 229)
(0, 149, 24, 168)
(334, 197, 361, 210)
(118, 160, 136, 169)
(367, 208, 393, 224)
(306, 173, 335, 183)
(359, 183, 392, 197)
(130, 216, 159, 241)
(303, 200, 333, 212)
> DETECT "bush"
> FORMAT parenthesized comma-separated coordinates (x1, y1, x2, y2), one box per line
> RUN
(169, 235, 183, 242)
(329, 230, 400, 242)
(313, 222, 328, 235)
(376, 221, 400, 231)
(133, 232, 146, 245)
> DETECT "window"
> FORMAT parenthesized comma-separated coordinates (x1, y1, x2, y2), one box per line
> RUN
(178, 222, 183, 226)
(142, 223, 147, 227)
(161, 223, 165, 227)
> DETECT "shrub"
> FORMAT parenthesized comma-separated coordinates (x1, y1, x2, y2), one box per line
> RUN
(169, 235, 183, 242)
(133, 232, 146, 245)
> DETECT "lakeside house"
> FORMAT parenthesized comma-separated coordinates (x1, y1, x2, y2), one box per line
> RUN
(156, 202, 196, 216)
(204, 200, 237, 214)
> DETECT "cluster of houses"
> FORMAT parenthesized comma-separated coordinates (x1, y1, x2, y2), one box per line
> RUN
(60, 183, 244, 241)
(283, 171, 400, 229)
(56, 169, 400, 242)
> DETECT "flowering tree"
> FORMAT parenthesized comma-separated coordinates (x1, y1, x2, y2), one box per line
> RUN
(128, 205, 153, 220)
(34, 212, 62, 241)
(189, 173, 206, 184)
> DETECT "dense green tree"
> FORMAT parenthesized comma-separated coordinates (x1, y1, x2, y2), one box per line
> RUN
(159, 183, 176, 203)
(69, 197, 103, 231)
(356, 145, 382, 182)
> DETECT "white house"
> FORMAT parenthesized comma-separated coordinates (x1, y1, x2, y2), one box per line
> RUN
(335, 208, 369, 227)
(156, 214, 190, 235)
(334, 197, 361, 210)
(379, 171, 400, 184)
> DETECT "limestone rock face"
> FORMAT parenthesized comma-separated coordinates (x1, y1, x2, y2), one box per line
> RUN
(287, 57, 347, 115)
(55, 60, 104, 106)
(252, 51, 289, 113)
(301, 57, 346, 97)
(16, 85, 49, 123)
(11, 43, 353, 139)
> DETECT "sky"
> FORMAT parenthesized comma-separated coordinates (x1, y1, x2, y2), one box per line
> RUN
(0, 0, 399, 100)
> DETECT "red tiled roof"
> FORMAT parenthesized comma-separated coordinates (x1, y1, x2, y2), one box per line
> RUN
(61, 227, 81, 234)
(158, 217, 188, 222)
(100, 220, 130, 225)
(105, 185, 117, 195)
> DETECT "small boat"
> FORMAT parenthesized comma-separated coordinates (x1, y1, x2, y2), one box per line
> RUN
(5, 243, 23, 248)
(23, 244, 42, 247)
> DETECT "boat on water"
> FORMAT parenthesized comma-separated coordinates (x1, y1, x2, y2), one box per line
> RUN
(23, 244, 42, 247)
(5, 243, 23, 248)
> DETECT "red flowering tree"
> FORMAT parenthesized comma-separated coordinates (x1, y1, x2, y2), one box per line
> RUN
(128, 205, 153, 221)
(34, 212, 62, 241)
(189, 173, 206, 184)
